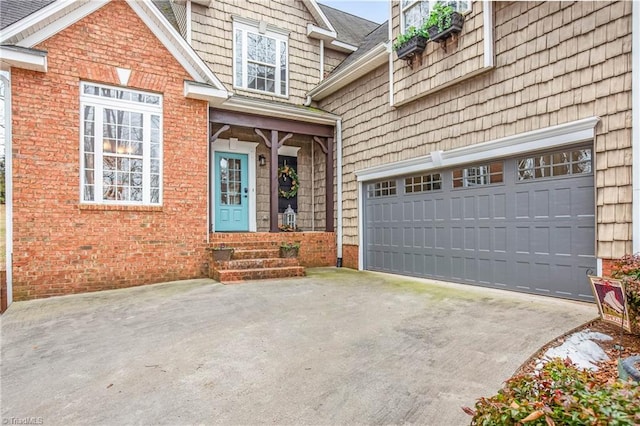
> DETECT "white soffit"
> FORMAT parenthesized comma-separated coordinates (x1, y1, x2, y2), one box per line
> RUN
(0, 46, 47, 72)
(356, 117, 601, 181)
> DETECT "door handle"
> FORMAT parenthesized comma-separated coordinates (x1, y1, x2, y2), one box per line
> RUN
(243, 187, 248, 198)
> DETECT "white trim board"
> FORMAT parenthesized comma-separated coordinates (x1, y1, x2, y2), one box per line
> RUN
(2, 72, 13, 306)
(210, 139, 259, 232)
(356, 117, 600, 182)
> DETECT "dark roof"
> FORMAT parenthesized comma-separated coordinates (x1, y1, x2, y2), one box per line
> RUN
(330, 21, 388, 75)
(0, 0, 55, 30)
(151, 0, 180, 32)
(318, 3, 379, 47)
(0, 0, 179, 33)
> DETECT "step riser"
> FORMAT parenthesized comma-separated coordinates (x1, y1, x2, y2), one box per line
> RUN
(216, 258, 299, 270)
(212, 267, 305, 282)
(210, 242, 288, 250)
(232, 249, 281, 260)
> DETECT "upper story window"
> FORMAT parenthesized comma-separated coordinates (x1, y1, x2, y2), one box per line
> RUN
(233, 20, 288, 97)
(401, 0, 471, 32)
(80, 82, 162, 206)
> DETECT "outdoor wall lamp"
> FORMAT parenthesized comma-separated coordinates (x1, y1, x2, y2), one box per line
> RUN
(258, 154, 266, 166)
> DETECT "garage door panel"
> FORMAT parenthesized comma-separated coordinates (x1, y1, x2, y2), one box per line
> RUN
(494, 193, 507, 219)
(364, 152, 596, 301)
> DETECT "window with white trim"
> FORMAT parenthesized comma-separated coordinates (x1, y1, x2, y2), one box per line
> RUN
(401, 0, 471, 32)
(233, 20, 288, 97)
(80, 82, 162, 205)
(517, 148, 592, 180)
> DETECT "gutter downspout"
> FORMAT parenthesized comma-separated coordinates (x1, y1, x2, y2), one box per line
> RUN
(2, 72, 13, 307)
(633, 0, 639, 254)
(336, 118, 343, 266)
(186, 0, 192, 44)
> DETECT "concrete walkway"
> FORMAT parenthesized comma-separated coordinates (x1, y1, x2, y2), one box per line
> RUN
(1, 268, 596, 425)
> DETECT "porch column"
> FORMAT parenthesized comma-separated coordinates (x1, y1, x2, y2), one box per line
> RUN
(270, 130, 279, 232)
(326, 137, 334, 232)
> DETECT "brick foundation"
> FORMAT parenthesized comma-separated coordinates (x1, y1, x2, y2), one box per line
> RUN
(11, 1, 209, 300)
(210, 232, 336, 267)
(601, 258, 615, 278)
(341, 244, 359, 270)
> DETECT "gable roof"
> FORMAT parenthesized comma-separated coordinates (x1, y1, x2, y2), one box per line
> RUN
(331, 21, 388, 74)
(317, 3, 380, 47)
(0, 0, 226, 96)
(0, 0, 55, 30)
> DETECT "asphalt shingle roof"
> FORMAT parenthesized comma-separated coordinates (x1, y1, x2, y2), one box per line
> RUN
(330, 21, 388, 75)
(1, 0, 56, 30)
(318, 3, 379, 47)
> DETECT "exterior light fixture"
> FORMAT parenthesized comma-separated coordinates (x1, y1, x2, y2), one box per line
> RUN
(258, 154, 266, 166)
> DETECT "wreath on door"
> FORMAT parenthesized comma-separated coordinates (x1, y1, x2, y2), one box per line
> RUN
(278, 165, 299, 199)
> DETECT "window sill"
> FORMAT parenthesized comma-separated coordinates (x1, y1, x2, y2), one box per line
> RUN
(79, 204, 163, 212)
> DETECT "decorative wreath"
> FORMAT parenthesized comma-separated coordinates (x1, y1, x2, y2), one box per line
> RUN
(278, 165, 299, 199)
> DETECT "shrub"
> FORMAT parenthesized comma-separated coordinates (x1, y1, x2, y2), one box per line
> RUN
(611, 254, 640, 312)
(463, 358, 640, 425)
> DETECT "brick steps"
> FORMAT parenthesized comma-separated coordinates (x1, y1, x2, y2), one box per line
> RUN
(232, 249, 281, 259)
(208, 240, 305, 283)
(215, 258, 299, 270)
(212, 266, 305, 283)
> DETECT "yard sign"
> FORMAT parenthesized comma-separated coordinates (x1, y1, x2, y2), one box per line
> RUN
(589, 276, 631, 332)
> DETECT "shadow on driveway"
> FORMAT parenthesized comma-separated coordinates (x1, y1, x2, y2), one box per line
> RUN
(1, 268, 596, 425)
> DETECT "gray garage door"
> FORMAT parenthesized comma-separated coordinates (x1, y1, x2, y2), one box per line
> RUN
(364, 146, 596, 301)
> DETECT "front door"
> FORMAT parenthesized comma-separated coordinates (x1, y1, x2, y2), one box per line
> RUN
(214, 152, 249, 231)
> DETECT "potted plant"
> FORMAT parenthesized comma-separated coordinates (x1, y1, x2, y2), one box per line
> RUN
(211, 244, 234, 262)
(393, 26, 428, 60)
(279, 242, 300, 258)
(423, 3, 465, 43)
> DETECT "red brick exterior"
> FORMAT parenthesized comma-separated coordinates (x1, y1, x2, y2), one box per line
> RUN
(11, 1, 209, 300)
(210, 232, 336, 267)
(601, 258, 615, 278)
(341, 244, 359, 270)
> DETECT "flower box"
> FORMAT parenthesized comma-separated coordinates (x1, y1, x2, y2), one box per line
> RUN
(395, 35, 428, 60)
(427, 12, 465, 43)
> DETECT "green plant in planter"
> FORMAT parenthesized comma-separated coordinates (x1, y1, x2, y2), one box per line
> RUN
(424, 2, 455, 32)
(392, 26, 428, 51)
(279, 242, 300, 258)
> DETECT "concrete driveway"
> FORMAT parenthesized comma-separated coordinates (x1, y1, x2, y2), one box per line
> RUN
(1, 268, 596, 425)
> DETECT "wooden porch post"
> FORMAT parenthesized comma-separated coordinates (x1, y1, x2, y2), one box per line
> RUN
(270, 130, 280, 233)
(326, 137, 334, 232)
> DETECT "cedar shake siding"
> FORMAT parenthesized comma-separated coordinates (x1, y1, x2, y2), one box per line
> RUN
(11, 1, 210, 300)
(319, 1, 632, 263)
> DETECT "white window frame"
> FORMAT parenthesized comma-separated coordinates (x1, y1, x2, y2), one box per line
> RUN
(400, 0, 472, 33)
(79, 82, 163, 206)
(232, 19, 289, 98)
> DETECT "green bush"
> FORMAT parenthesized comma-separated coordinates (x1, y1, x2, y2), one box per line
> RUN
(463, 358, 640, 425)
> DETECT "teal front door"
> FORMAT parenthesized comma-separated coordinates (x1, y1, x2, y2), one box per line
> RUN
(214, 152, 249, 231)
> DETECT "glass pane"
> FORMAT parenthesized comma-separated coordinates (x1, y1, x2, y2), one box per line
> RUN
(84, 185, 94, 201)
(84, 154, 94, 169)
(151, 189, 160, 204)
(235, 29, 243, 87)
(151, 160, 160, 173)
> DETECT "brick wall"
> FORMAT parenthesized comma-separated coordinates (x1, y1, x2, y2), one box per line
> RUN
(11, 1, 210, 300)
(341, 244, 359, 270)
(320, 1, 632, 261)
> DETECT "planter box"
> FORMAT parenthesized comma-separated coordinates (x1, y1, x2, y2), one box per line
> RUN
(279, 247, 299, 258)
(212, 248, 234, 262)
(395, 35, 428, 60)
(427, 12, 465, 43)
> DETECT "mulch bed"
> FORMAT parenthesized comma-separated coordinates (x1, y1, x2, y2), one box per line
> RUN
(514, 319, 640, 384)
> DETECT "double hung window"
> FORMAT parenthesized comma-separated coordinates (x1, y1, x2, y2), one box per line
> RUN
(233, 20, 288, 97)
